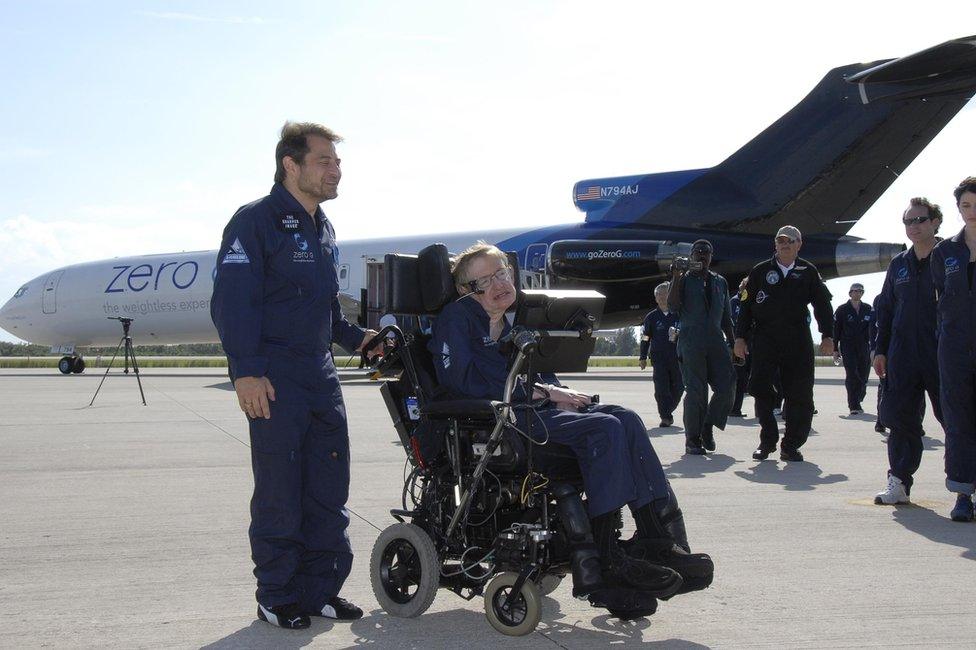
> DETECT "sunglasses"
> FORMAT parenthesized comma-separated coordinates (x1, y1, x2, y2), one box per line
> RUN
(775, 237, 797, 244)
(902, 215, 932, 226)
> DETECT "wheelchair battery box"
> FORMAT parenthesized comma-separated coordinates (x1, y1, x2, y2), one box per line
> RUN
(379, 380, 422, 465)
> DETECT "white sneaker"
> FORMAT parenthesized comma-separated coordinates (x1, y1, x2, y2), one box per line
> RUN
(874, 475, 910, 505)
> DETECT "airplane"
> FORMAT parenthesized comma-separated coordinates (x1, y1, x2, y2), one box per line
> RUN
(2, 35, 975, 374)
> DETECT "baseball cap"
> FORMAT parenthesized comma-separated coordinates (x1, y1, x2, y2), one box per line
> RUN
(775, 225, 801, 241)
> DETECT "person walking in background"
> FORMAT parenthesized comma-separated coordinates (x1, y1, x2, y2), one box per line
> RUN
(729, 278, 750, 418)
(639, 282, 683, 428)
(734, 226, 834, 463)
(833, 283, 874, 416)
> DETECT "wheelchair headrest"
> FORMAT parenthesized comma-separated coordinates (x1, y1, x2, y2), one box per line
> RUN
(385, 243, 457, 316)
(384, 243, 523, 316)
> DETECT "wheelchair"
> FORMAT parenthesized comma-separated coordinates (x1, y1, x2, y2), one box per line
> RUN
(365, 244, 635, 636)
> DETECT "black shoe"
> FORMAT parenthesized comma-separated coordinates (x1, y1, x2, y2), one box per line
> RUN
(621, 538, 714, 596)
(780, 447, 804, 462)
(874, 422, 886, 433)
(661, 416, 674, 427)
(701, 425, 715, 452)
(257, 602, 310, 629)
(752, 447, 773, 461)
(604, 544, 683, 599)
(685, 444, 706, 455)
(729, 411, 746, 418)
(588, 583, 658, 619)
(311, 596, 363, 620)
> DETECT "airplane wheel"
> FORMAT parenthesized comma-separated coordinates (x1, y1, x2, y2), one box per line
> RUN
(538, 573, 563, 596)
(370, 523, 439, 618)
(58, 357, 73, 375)
(484, 572, 541, 636)
(71, 358, 86, 374)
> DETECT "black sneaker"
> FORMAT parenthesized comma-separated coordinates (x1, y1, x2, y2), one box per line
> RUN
(874, 422, 886, 433)
(685, 444, 706, 455)
(729, 411, 746, 418)
(660, 416, 674, 427)
(312, 596, 363, 620)
(257, 602, 310, 629)
(752, 447, 773, 461)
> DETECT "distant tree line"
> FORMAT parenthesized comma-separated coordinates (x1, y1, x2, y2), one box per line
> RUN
(593, 328, 639, 356)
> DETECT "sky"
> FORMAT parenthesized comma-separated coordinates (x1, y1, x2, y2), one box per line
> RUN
(0, 1, 973, 344)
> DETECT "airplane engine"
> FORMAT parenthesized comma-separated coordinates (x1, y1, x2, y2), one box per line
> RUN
(547, 239, 693, 282)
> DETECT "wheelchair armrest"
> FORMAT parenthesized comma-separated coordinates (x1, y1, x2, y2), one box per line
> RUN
(420, 399, 500, 419)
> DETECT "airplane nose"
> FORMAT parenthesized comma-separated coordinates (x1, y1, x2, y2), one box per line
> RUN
(0, 287, 29, 340)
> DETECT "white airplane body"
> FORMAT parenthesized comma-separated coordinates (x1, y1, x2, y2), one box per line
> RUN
(0, 229, 525, 350)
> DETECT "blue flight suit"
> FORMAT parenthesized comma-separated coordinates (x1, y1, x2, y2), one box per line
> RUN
(674, 271, 735, 445)
(639, 309, 682, 421)
(931, 231, 976, 495)
(833, 301, 874, 411)
(430, 295, 670, 516)
(730, 294, 751, 414)
(210, 183, 365, 611)
(875, 245, 943, 491)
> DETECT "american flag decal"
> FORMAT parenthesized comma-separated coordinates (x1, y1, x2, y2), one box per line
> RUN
(575, 186, 601, 201)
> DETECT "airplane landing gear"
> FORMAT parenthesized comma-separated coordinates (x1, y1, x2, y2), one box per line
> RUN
(58, 356, 86, 374)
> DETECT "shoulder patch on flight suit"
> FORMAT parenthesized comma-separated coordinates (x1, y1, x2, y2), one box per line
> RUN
(945, 256, 961, 275)
(222, 237, 250, 264)
(756, 290, 768, 304)
(766, 271, 779, 285)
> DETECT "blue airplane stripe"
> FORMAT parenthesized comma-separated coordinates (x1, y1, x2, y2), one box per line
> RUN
(580, 168, 708, 223)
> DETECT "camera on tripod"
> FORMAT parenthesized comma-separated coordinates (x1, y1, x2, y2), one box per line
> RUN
(670, 255, 703, 273)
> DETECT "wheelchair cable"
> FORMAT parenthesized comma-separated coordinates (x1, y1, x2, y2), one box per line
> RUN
(440, 545, 495, 579)
(466, 469, 503, 526)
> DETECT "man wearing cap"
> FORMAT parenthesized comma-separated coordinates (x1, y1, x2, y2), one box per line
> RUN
(833, 283, 875, 415)
(733, 225, 834, 462)
(872, 197, 944, 505)
(668, 240, 735, 455)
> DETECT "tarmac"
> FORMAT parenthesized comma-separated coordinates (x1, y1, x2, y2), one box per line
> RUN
(1, 365, 972, 648)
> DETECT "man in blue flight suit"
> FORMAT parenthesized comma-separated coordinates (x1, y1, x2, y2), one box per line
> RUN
(729, 278, 750, 418)
(667, 240, 735, 455)
(872, 197, 944, 506)
(931, 177, 976, 521)
(639, 282, 682, 427)
(833, 283, 874, 416)
(211, 122, 378, 629)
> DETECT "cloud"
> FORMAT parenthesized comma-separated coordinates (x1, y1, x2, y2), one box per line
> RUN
(136, 11, 266, 25)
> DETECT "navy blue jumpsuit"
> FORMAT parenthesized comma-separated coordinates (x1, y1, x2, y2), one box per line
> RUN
(674, 272, 735, 444)
(730, 294, 751, 414)
(211, 183, 365, 610)
(430, 295, 671, 516)
(874, 246, 943, 490)
(931, 231, 976, 495)
(639, 309, 682, 422)
(833, 301, 874, 412)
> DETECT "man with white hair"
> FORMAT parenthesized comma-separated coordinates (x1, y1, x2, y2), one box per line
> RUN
(639, 282, 683, 427)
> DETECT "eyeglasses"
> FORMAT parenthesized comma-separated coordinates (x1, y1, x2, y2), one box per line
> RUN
(775, 237, 797, 245)
(902, 215, 932, 226)
(469, 267, 512, 290)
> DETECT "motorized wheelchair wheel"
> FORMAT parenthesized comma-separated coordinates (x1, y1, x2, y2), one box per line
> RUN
(370, 523, 440, 618)
(483, 572, 542, 636)
(537, 573, 563, 596)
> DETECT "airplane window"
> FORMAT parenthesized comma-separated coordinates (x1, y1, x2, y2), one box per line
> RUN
(13, 285, 28, 298)
(339, 268, 347, 279)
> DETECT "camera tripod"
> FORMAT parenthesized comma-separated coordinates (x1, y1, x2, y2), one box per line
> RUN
(89, 317, 147, 406)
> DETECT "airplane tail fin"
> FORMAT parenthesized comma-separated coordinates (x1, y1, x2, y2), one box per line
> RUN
(575, 35, 976, 235)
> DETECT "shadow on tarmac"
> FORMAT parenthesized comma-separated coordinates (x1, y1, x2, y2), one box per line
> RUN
(734, 461, 847, 491)
(891, 505, 976, 562)
(203, 604, 710, 648)
(666, 453, 739, 479)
